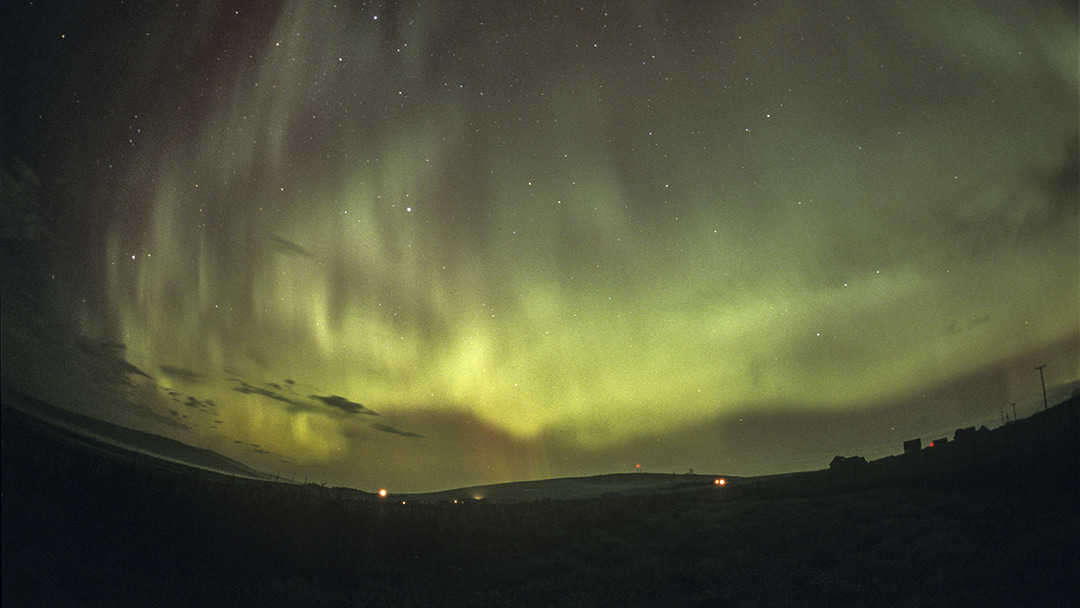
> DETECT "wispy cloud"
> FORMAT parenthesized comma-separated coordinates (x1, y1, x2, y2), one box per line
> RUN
(269, 235, 314, 257)
(310, 394, 378, 416)
(371, 423, 423, 439)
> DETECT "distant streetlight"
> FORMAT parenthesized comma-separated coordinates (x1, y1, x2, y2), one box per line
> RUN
(1035, 365, 1048, 410)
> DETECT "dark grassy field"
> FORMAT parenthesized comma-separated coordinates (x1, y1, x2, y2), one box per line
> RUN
(4, 397, 1077, 607)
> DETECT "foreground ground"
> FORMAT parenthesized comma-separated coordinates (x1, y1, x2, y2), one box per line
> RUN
(3, 398, 1077, 607)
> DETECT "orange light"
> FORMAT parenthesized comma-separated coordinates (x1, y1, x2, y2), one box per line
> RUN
(379, 489, 387, 497)
(715, 478, 726, 485)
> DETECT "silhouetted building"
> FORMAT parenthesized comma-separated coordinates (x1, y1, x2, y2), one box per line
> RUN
(903, 438, 921, 454)
(829, 455, 867, 470)
(953, 426, 977, 442)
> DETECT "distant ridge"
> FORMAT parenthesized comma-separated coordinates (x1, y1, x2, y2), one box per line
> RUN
(405, 395, 1079, 503)
(404, 471, 737, 503)
(0, 386, 266, 479)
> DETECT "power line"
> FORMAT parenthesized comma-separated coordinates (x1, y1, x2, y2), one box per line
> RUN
(1035, 364, 1048, 411)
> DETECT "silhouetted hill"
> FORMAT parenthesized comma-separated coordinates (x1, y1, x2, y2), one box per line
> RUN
(1, 386, 266, 479)
(401, 395, 1079, 504)
(3, 392, 1077, 607)
(711, 394, 1080, 504)
(403, 472, 735, 503)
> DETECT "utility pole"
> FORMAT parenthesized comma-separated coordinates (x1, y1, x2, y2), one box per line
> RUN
(1035, 365, 1048, 410)
(1011, 403, 1017, 422)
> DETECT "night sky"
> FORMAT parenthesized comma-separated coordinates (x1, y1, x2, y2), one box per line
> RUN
(2, 0, 1077, 492)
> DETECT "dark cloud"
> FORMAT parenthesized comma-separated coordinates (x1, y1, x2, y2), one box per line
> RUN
(159, 365, 208, 384)
(231, 381, 304, 408)
(371, 423, 423, 439)
(311, 395, 377, 416)
(269, 235, 315, 258)
(74, 338, 152, 381)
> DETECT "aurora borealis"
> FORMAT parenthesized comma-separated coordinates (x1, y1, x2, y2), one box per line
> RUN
(2, 0, 1077, 492)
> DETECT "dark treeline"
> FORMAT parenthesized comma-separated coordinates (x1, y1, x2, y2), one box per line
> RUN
(3, 397, 1077, 607)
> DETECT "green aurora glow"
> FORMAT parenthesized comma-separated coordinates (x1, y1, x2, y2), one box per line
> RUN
(3, 0, 1076, 492)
